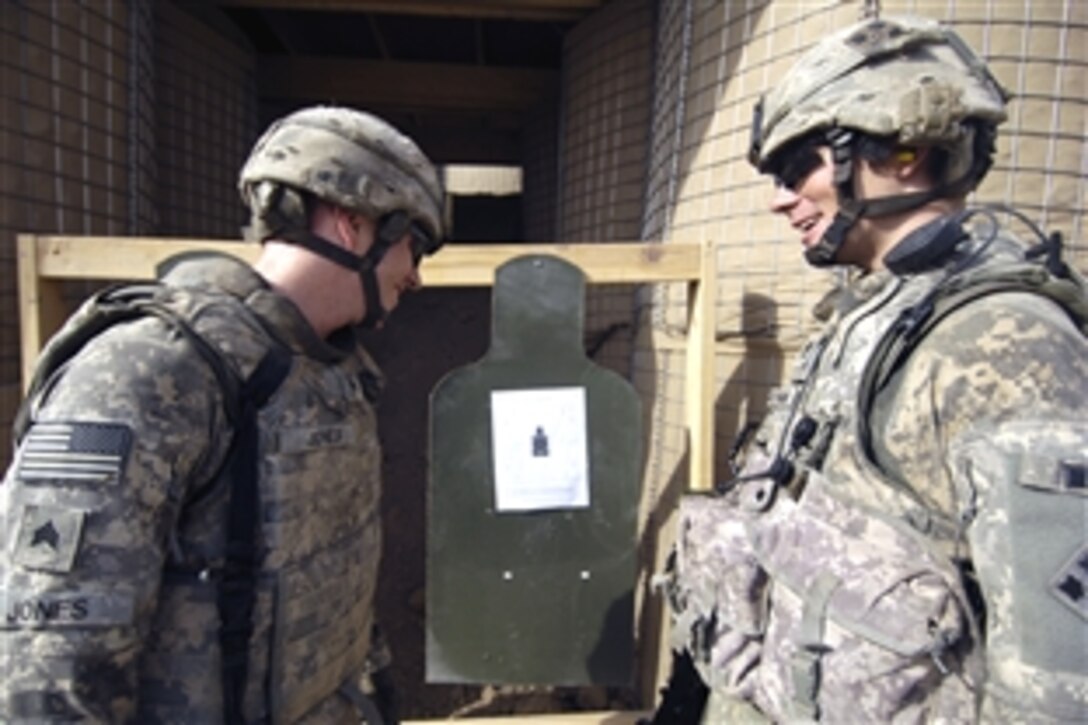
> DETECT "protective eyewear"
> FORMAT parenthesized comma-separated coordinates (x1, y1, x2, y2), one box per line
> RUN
(379, 211, 442, 267)
(408, 222, 439, 267)
(770, 141, 825, 192)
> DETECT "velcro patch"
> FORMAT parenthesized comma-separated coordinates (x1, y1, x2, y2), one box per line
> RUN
(12, 504, 85, 573)
(1051, 544, 1088, 621)
(275, 423, 358, 454)
(0, 587, 135, 629)
(10, 690, 86, 719)
(15, 421, 131, 483)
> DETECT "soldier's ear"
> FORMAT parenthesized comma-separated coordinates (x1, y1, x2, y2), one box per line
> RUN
(329, 206, 362, 252)
(894, 147, 930, 180)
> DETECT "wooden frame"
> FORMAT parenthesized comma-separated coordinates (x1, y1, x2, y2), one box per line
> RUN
(15, 233, 718, 722)
(16, 234, 716, 493)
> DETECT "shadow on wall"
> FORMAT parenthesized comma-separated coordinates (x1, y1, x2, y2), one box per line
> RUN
(714, 292, 783, 481)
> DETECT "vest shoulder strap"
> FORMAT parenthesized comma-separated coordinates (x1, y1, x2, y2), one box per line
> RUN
(13, 284, 244, 445)
(858, 258, 1088, 495)
(218, 345, 291, 724)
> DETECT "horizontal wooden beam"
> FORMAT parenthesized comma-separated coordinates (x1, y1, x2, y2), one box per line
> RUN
(258, 56, 558, 113)
(26, 236, 702, 286)
(424, 242, 702, 285)
(27, 237, 259, 281)
(219, 0, 604, 22)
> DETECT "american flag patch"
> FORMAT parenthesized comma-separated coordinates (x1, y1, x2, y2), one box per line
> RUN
(15, 422, 132, 483)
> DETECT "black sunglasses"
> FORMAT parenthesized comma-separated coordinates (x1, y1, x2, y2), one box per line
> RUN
(408, 222, 437, 267)
(769, 140, 825, 192)
(379, 212, 440, 267)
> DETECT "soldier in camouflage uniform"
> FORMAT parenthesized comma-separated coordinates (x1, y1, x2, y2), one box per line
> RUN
(657, 16, 1087, 723)
(0, 106, 445, 723)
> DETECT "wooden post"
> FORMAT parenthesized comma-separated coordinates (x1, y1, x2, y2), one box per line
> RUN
(686, 238, 717, 492)
(17, 235, 68, 392)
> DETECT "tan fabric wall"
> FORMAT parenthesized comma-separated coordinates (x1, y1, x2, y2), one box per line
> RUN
(559, 0, 653, 243)
(638, 0, 1087, 508)
(558, 0, 654, 377)
(154, 2, 256, 238)
(0, 1, 148, 465)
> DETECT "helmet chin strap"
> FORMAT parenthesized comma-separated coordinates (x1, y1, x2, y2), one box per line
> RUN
(270, 211, 412, 329)
(805, 205, 861, 267)
(806, 190, 945, 266)
(805, 128, 961, 268)
(805, 129, 863, 267)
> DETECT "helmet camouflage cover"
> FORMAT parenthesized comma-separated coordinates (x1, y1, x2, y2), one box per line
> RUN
(239, 106, 446, 243)
(749, 15, 1009, 175)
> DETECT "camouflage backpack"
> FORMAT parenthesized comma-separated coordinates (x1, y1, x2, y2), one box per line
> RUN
(12, 269, 292, 723)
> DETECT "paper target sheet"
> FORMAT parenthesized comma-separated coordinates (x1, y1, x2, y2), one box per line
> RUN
(490, 387, 589, 512)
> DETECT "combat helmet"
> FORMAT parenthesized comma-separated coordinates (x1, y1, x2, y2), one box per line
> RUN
(239, 106, 447, 326)
(748, 15, 1009, 266)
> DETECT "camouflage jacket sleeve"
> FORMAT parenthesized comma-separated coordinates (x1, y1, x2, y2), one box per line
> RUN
(0, 317, 231, 723)
(878, 290, 1088, 721)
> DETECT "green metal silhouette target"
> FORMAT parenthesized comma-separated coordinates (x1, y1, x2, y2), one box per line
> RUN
(427, 255, 642, 686)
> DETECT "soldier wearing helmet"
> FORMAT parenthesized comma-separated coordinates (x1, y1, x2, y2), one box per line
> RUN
(749, 14, 1008, 269)
(657, 16, 1087, 724)
(240, 106, 446, 330)
(1, 106, 444, 722)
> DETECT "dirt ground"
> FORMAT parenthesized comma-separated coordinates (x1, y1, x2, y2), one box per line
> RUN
(363, 287, 642, 718)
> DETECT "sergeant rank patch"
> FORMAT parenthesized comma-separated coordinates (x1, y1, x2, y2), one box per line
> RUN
(1051, 544, 1088, 621)
(12, 504, 85, 573)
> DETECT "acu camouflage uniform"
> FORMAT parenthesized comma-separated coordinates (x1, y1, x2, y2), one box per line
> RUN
(661, 15, 1088, 724)
(1, 254, 386, 722)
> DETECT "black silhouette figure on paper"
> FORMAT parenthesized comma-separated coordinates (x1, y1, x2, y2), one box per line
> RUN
(532, 426, 550, 457)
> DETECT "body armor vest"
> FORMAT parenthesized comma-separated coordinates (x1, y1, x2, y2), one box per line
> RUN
(142, 258, 382, 724)
(760, 261, 958, 538)
(666, 220, 1088, 722)
(730, 252, 981, 721)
